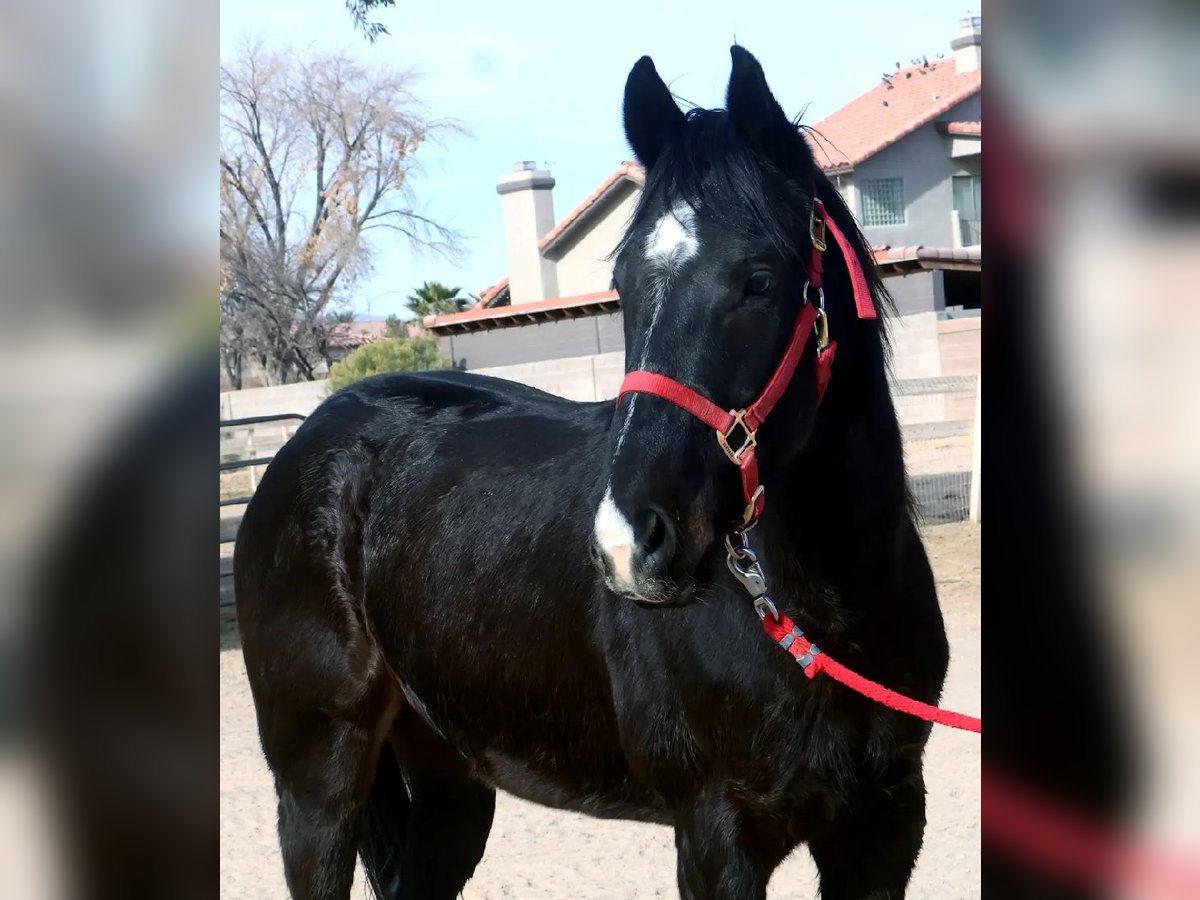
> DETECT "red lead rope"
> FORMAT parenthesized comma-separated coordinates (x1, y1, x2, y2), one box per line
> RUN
(616, 199, 981, 735)
(763, 613, 983, 733)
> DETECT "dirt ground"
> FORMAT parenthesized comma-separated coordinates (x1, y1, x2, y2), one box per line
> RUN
(220, 522, 980, 898)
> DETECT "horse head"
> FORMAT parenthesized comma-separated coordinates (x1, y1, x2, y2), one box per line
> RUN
(592, 47, 887, 606)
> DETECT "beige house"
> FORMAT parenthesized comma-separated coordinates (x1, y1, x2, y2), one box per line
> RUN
(425, 19, 981, 402)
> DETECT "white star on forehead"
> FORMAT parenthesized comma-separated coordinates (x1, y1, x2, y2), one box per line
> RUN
(644, 203, 698, 270)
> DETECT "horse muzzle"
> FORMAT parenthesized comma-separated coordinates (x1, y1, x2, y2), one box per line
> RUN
(591, 489, 694, 605)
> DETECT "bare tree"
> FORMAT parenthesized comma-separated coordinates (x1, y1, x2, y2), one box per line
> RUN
(344, 0, 395, 42)
(220, 45, 461, 386)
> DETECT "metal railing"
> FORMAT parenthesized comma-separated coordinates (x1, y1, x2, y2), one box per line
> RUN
(219, 413, 306, 506)
(893, 375, 979, 525)
(220, 413, 305, 606)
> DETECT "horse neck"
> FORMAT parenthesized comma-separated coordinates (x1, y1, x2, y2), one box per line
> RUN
(755, 323, 911, 616)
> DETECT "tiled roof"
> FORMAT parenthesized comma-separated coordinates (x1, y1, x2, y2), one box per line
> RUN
(872, 244, 981, 275)
(939, 120, 981, 136)
(806, 61, 981, 170)
(537, 162, 645, 253)
(475, 277, 509, 309)
(425, 290, 620, 333)
(874, 245, 980, 264)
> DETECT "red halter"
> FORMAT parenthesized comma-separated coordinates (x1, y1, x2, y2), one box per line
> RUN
(617, 199, 877, 529)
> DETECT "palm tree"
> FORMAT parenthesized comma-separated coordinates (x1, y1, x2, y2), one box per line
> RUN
(405, 281, 470, 317)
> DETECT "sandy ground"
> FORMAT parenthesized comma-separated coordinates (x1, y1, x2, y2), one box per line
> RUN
(220, 522, 980, 898)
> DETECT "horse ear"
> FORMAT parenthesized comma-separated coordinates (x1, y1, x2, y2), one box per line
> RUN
(623, 56, 685, 170)
(726, 46, 813, 174)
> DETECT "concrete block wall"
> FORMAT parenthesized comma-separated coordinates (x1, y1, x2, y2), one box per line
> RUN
(471, 351, 624, 403)
(438, 312, 624, 370)
(937, 316, 981, 376)
(220, 380, 329, 420)
(217, 350, 623, 423)
(937, 317, 981, 421)
(887, 310, 944, 380)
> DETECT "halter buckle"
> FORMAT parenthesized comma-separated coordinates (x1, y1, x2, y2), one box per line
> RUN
(809, 202, 827, 253)
(814, 308, 830, 353)
(742, 484, 765, 527)
(716, 409, 757, 465)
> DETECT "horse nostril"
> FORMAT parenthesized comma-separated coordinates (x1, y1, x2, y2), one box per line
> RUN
(636, 506, 678, 575)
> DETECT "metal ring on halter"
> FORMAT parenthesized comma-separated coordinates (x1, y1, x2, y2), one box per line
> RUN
(726, 553, 768, 599)
(802, 280, 826, 312)
(729, 554, 762, 580)
(726, 550, 763, 581)
(724, 532, 754, 562)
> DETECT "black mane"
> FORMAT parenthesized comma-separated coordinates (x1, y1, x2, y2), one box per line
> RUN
(619, 108, 809, 260)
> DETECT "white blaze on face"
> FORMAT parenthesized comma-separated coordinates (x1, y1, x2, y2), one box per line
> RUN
(644, 203, 698, 273)
(614, 203, 700, 455)
(594, 487, 637, 587)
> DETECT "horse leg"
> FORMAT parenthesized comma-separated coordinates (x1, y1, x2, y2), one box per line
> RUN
(269, 672, 400, 900)
(386, 707, 496, 900)
(673, 786, 783, 900)
(806, 771, 927, 900)
(243, 603, 400, 900)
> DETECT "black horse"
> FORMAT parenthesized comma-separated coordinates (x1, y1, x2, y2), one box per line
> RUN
(236, 47, 949, 900)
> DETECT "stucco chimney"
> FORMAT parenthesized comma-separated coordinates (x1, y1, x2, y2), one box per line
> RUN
(497, 161, 559, 304)
(951, 15, 981, 74)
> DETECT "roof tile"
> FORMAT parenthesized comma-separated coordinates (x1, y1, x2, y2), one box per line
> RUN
(940, 120, 981, 136)
(474, 277, 509, 309)
(806, 62, 981, 169)
(426, 290, 620, 329)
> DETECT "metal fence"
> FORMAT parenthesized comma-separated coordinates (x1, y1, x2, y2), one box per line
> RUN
(220, 413, 306, 607)
(893, 375, 979, 525)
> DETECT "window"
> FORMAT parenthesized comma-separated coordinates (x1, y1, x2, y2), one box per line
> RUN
(953, 174, 982, 246)
(859, 178, 905, 226)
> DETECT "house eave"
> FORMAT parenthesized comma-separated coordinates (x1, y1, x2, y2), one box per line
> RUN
(539, 177, 639, 259)
(426, 292, 622, 334)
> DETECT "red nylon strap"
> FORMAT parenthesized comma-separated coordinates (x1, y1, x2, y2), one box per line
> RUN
(822, 208, 877, 320)
(739, 450, 763, 522)
(763, 612, 982, 733)
(742, 302, 819, 432)
(617, 372, 734, 434)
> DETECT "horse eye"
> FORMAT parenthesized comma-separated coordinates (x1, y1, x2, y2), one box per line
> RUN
(745, 271, 773, 296)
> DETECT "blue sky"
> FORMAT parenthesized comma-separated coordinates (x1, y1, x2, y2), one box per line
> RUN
(221, 0, 976, 319)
